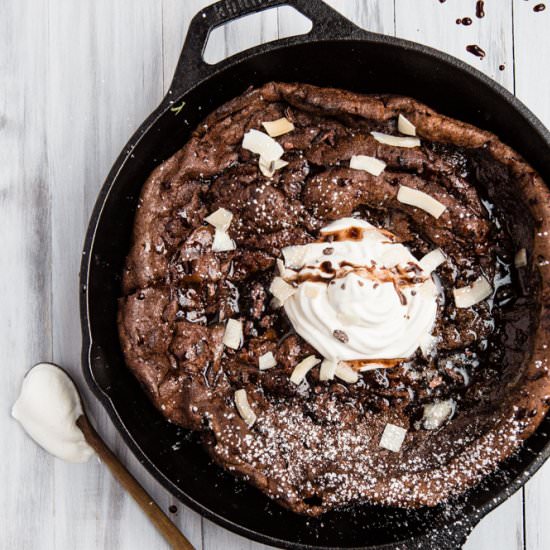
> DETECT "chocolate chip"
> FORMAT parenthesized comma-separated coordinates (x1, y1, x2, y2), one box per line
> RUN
(320, 261, 334, 273)
(333, 329, 349, 343)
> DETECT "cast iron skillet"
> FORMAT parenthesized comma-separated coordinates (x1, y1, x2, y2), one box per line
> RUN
(80, 1, 550, 548)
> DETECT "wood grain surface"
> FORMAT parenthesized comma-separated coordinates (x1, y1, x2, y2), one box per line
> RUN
(2, 1, 549, 548)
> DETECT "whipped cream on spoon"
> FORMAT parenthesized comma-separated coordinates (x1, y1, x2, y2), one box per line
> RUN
(12, 363, 194, 549)
(12, 362, 94, 462)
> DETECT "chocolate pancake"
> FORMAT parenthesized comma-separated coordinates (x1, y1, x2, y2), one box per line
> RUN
(118, 82, 550, 516)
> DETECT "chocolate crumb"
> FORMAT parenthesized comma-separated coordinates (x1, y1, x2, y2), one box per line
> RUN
(333, 329, 349, 343)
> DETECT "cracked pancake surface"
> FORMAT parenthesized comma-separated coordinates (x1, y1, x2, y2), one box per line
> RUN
(118, 82, 550, 516)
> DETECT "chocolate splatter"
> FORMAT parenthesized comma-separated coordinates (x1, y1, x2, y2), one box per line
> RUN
(534, 4, 546, 12)
(457, 17, 473, 25)
(168, 505, 178, 513)
(499, 64, 506, 71)
(466, 44, 486, 59)
(476, 0, 485, 18)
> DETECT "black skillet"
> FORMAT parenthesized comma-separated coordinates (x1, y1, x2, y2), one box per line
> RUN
(80, 1, 550, 548)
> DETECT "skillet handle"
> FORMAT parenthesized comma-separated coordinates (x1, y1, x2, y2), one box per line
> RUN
(168, 0, 365, 100)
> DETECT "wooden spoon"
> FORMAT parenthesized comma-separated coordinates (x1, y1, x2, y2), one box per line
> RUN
(76, 413, 195, 550)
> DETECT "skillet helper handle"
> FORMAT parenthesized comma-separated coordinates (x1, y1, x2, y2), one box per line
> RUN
(168, 0, 363, 99)
(77, 415, 195, 550)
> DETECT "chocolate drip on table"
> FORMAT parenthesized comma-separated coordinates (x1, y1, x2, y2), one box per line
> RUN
(466, 44, 486, 59)
(476, 0, 485, 18)
(534, 4, 546, 12)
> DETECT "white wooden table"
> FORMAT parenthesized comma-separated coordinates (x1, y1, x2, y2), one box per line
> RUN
(2, 1, 549, 548)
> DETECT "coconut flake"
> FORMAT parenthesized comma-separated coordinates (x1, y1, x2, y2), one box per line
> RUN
(514, 248, 527, 268)
(335, 364, 359, 384)
(276, 258, 296, 280)
(242, 129, 284, 163)
(371, 131, 421, 148)
(276, 259, 289, 278)
(259, 351, 277, 371)
(234, 389, 256, 427)
(397, 185, 447, 219)
(259, 157, 288, 177)
(262, 117, 295, 137)
(319, 359, 338, 381)
(422, 399, 455, 430)
(223, 319, 243, 349)
(349, 155, 386, 176)
(290, 355, 321, 385)
(282, 246, 306, 269)
(269, 277, 296, 303)
(205, 208, 233, 231)
(358, 363, 387, 372)
(418, 248, 447, 274)
(397, 114, 417, 136)
(212, 228, 236, 252)
(453, 276, 492, 308)
(379, 423, 407, 452)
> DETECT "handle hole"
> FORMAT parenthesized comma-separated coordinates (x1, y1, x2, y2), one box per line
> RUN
(203, 6, 312, 65)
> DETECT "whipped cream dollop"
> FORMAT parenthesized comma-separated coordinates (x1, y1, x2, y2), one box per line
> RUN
(280, 218, 439, 362)
(12, 363, 94, 463)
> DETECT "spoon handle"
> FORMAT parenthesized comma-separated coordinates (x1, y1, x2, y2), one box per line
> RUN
(77, 415, 194, 550)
